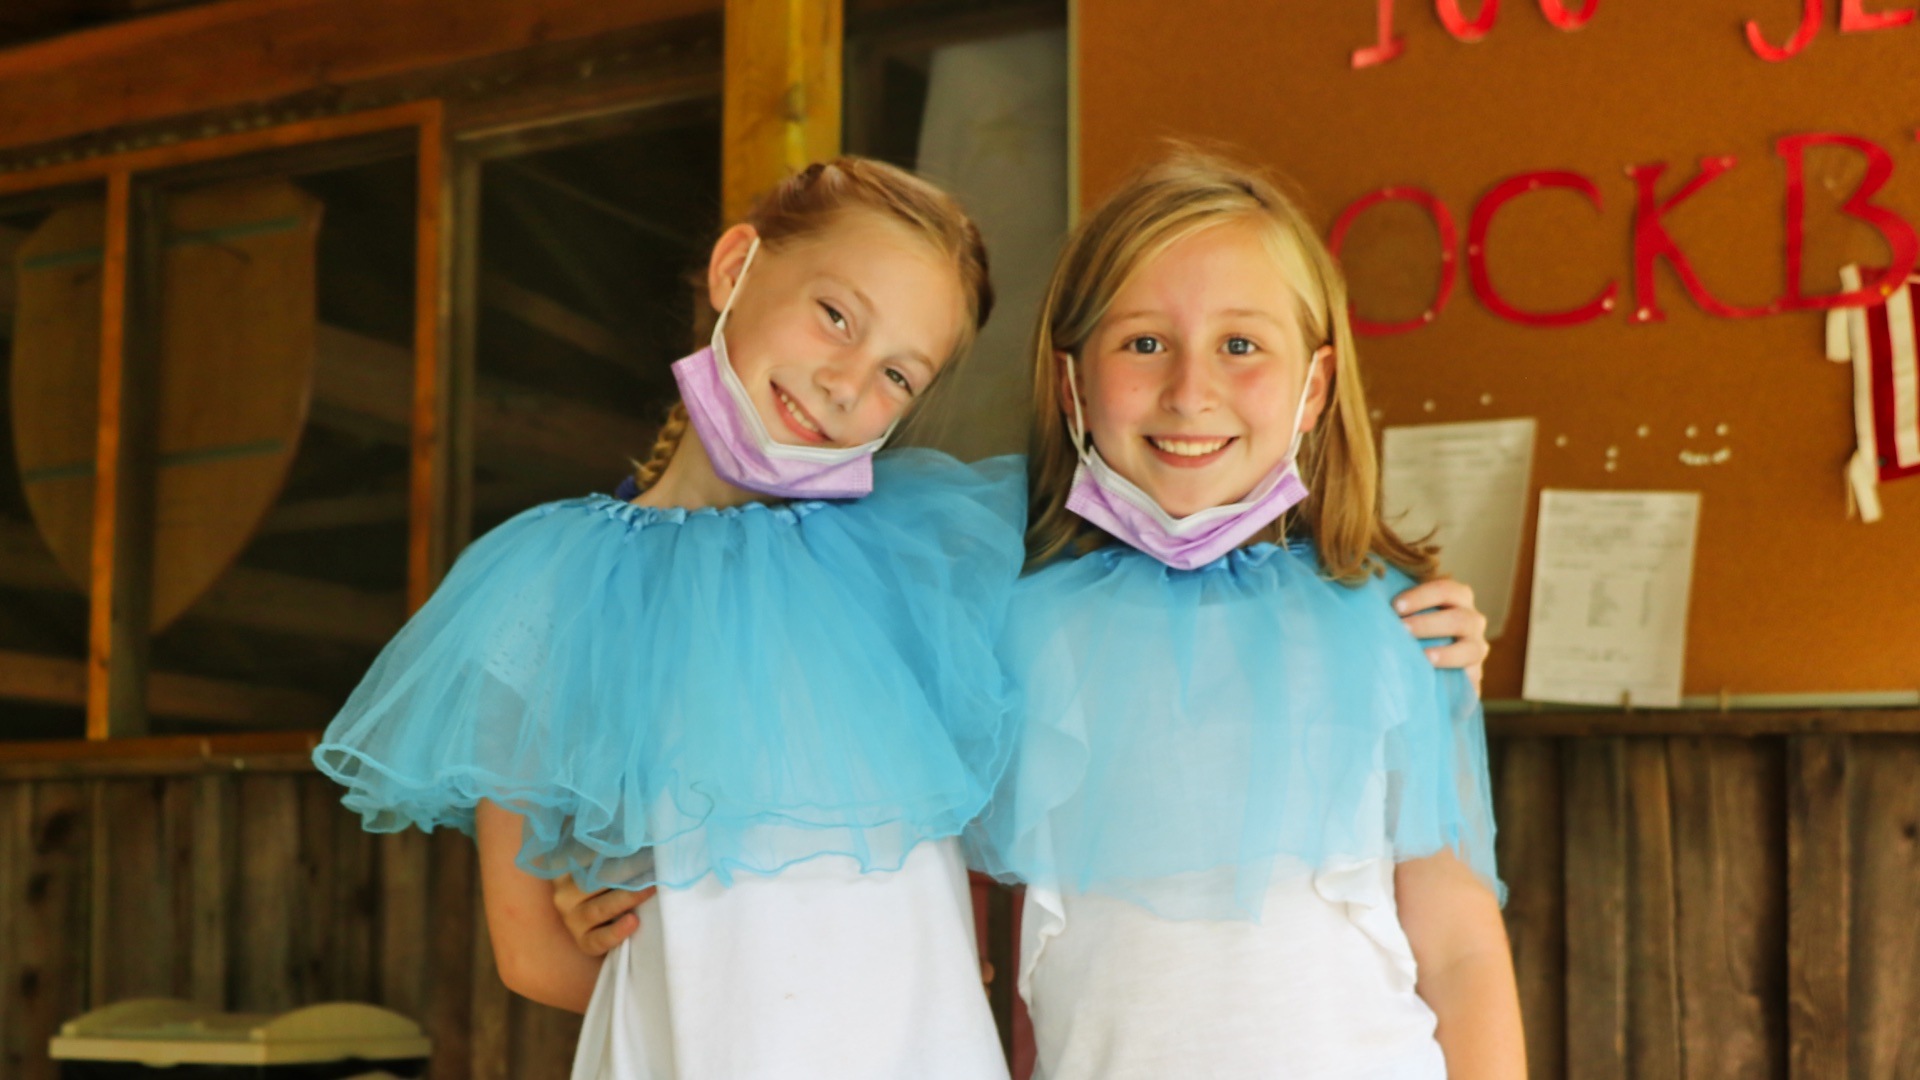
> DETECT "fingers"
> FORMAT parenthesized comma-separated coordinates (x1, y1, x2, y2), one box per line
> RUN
(1422, 638, 1490, 671)
(583, 911, 642, 956)
(583, 886, 649, 929)
(1392, 576, 1475, 618)
(552, 881, 656, 957)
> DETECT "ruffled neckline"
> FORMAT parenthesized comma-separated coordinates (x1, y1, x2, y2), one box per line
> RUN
(548, 492, 831, 529)
(1089, 538, 1316, 576)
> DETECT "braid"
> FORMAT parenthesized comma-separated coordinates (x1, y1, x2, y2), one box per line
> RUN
(633, 402, 690, 493)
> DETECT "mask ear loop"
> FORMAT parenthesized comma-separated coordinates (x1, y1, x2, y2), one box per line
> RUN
(1283, 346, 1331, 463)
(1063, 353, 1095, 465)
(714, 237, 762, 340)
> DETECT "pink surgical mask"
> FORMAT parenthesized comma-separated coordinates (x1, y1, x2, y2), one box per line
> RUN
(670, 239, 896, 500)
(1063, 349, 1323, 570)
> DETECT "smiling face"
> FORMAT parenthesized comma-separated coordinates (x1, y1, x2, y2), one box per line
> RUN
(709, 212, 968, 449)
(1062, 220, 1333, 518)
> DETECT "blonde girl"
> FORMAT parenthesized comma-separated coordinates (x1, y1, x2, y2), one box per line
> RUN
(317, 158, 1024, 1080)
(973, 149, 1522, 1079)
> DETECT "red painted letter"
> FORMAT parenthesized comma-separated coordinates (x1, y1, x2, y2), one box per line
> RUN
(1468, 171, 1618, 328)
(1329, 187, 1458, 336)
(1353, 0, 1407, 67)
(1746, 0, 1822, 60)
(1538, 0, 1597, 30)
(1437, 0, 1499, 41)
(1777, 134, 1918, 310)
(1840, 0, 1916, 31)
(1627, 158, 1774, 323)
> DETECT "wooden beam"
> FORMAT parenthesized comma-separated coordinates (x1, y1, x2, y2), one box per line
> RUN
(495, 160, 703, 251)
(0, 730, 320, 778)
(314, 323, 658, 480)
(191, 564, 404, 647)
(722, 0, 841, 219)
(0, 0, 718, 158)
(481, 271, 660, 384)
(0, 100, 442, 198)
(0, 518, 404, 647)
(0, 648, 332, 726)
(1487, 708, 1920, 738)
(86, 170, 154, 740)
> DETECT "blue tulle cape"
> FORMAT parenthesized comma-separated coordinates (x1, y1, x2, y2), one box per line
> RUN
(969, 540, 1504, 921)
(314, 450, 1026, 892)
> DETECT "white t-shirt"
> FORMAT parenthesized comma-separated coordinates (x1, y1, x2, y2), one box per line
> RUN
(1020, 858, 1446, 1080)
(572, 838, 1009, 1080)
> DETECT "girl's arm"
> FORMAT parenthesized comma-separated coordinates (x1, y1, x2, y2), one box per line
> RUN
(475, 800, 608, 1013)
(1393, 577, 1490, 693)
(1396, 850, 1526, 1080)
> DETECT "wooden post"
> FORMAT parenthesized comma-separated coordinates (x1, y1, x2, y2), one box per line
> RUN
(407, 103, 455, 609)
(85, 172, 157, 740)
(722, 0, 842, 220)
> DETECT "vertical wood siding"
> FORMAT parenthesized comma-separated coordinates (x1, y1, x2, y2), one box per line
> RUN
(1, 736, 1914, 1077)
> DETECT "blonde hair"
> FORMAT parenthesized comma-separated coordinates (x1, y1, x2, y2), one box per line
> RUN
(1024, 146, 1436, 584)
(633, 157, 994, 492)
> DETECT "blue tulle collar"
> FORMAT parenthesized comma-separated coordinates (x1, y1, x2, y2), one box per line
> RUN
(1087, 537, 1315, 576)
(549, 492, 831, 529)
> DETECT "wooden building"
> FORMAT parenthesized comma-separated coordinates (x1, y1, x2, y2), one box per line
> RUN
(0, 2, 1914, 1078)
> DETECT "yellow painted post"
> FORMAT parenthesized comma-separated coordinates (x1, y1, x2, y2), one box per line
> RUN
(723, 0, 843, 220)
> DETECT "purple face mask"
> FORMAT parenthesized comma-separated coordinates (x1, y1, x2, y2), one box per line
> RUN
(1063, 350, 1323, 571)
(669, 239, 895, 500)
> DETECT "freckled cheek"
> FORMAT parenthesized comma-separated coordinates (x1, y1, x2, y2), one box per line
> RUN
(1087, 371, 1163, 441)
(1229, 370, 1295, 441)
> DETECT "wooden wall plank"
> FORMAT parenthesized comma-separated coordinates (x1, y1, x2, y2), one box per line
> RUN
(1564, 737, 1628, 1080)
(0, 785, 30, 1076)
(11, 782, 92, 1080)
(1668, 738, 1787, 1080)
(469, 879, 511, 1080)
(1626, 739, 1682, 1080)
(326, 775, 377, 1000)
(233, 774, 298, 1012)
(92, 778, 183, 1003)
(292, 773, 337, 1001)
(510, 997, 584, 1080)
(378, 827, 432, 1020)
(189, 773, 233, 1007)
(426, 827, 476, 1080)
(1848, 737, 1920, 1080)
(1787, 736, 1850, 1080)
(1493, 737, 1566, 1079)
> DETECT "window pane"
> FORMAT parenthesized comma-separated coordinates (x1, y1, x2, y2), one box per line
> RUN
(137, 138, 418, 736)
(846, 3, 1068, 460)
(469, 99, 721, 534)
(0, 183, 110, 740)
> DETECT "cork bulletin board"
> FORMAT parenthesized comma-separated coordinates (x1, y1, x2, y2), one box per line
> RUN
(1077, 0, 1920, 700)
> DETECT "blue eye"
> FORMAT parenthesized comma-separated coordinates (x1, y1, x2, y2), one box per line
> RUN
(1225, 336, 1257, 356)
(1124, 336, 1164, 355)
(821, 302, 849, 332)
(885, 368, 914, 395)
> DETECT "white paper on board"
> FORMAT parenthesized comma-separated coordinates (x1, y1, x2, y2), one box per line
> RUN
(1521, 489, 1701, 709)
(1380, 418, 1537, 639)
